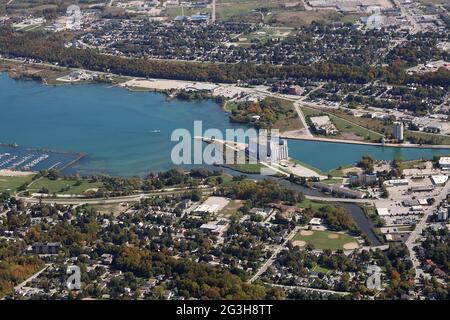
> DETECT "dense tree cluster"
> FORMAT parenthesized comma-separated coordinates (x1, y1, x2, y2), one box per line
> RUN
(113, 246, 279, 299)
(217, 179, 304, 206)
(0, 28, 377, 84)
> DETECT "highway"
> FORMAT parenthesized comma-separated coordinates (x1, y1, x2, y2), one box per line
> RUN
(16, 191, 373, 206)
(17, 187, 215, 205)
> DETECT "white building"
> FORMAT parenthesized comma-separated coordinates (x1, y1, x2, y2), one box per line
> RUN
(310, 115, 338, 135)
(309, 218, 323, 225)
(437, 210, 448, 221)
(438, 157, 450, 170)
(248, 138, 289, 163)
(376, 207, 390, 216)
(393, 122, 404, 141)
(384, 178, 409, 187)
(431, 175, 448, 186)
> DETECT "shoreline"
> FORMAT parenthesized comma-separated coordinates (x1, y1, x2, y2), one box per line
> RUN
(0, 169, 35, 177)
(282, 131, 450, 150)
(2, 59, 449, 150)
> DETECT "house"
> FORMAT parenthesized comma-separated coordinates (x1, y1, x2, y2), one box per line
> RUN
(309, 218, 322, 226)
(31, 242, 62, 254)
(288, 85, 302, 95)
(178, 198, 191, 210)
(101, 253, 114, 265)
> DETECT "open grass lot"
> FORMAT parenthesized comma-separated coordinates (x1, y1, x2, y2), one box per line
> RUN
(226, 163, 264, 174)
(170, 0, 356, 27)
(404, 130, 450, 146)
(273, 98, 304, 131)
(220, 199, 244, 216)
(269, 10, 366, 27)
(293, 230, 359, 251)
(297, 199, 329, 211)
(27, 178, 103, 195)
(235, 26, 293, 45)
(328, 164, 354, 177)
(329, 113, 383, 141)
(301, 106, 383, 142)
(0, 175, 33, 192)
(269, 9, 338, 27)
(325, 108, 450, 146)
(90, 203, 131, 216)
(217, 0, 284, 22)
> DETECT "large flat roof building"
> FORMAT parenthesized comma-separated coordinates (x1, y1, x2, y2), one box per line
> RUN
(438, 157, 450, 170)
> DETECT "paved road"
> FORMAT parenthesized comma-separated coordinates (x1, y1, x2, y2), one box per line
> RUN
(14, 264, 51, 291)
(249, 226, 300, 283)
(265, 283, 351, 296)
(281, 131, 450, 150)
(17, 187, 215, 205)
(305, 195, 375, 204)
(293, 101, 313, 137)
(392, 0, 421, 34)
(405, 178, 450, 280)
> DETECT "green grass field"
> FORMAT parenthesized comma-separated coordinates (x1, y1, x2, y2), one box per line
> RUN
(301, 106, 383, 141)
(235, 27, 293, 45)
(297, 199, 329, 211)
(220, 199, 244, 216)
(226, 163, 264, 174)
(293, 230, 359, 251)
(0, 175, 34, 192)
(27, 178, 103, 195)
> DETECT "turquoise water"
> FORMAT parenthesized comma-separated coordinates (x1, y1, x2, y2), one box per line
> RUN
(288, 140, 450, 172)
(0, 73, 449, 176)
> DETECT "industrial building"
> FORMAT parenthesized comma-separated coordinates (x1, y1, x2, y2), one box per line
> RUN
(310, 115, 338, 135)
(247, 138, 289, 163)
(438, 157, 450, 170)
(393, 122, 404, 142)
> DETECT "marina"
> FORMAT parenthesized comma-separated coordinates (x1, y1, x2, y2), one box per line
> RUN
(0, 144, 84, 173)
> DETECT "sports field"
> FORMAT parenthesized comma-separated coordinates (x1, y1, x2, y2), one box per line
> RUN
(292, 229, 359, 251)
